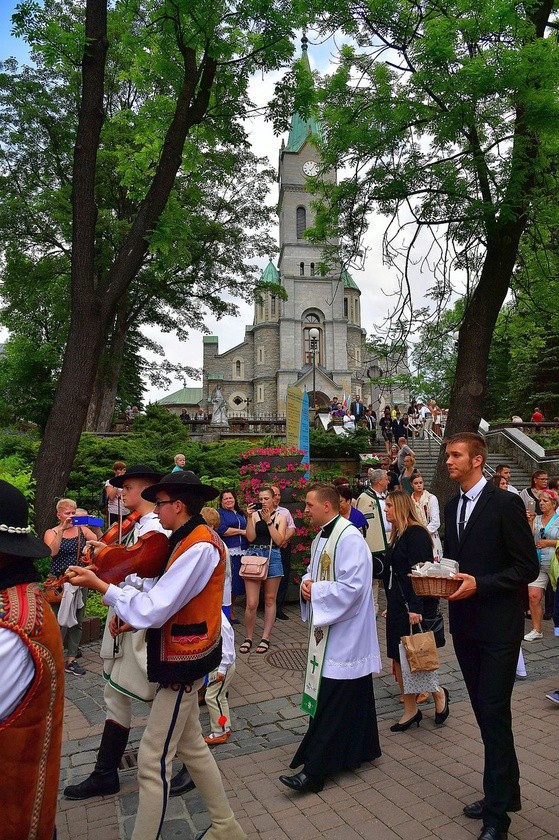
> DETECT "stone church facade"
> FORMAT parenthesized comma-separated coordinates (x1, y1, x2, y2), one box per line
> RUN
(203, 44, 405, 418)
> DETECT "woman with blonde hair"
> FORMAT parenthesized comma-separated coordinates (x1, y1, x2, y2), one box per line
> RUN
(383, 491, 449, 731)
(44, 498, 98, 676)
(399, 454, 417, 494)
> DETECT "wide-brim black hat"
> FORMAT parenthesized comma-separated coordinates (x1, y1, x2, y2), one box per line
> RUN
(0, 480, 51, 559)
(141, 471, 218, 503)
(109, 464, 164, 488)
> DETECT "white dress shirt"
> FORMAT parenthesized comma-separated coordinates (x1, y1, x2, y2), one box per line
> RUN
(456, 476, 487, 533)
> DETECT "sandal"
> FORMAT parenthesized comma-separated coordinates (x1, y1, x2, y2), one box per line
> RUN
(256, 638, 270, 654)
(239, 639, 252, 654)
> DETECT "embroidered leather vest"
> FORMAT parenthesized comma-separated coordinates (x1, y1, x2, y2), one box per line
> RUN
(0, 583, 64, 840)
(147, 525, 225, 685)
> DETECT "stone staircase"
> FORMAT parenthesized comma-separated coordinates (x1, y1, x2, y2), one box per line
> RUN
(410, 437, 533, 492)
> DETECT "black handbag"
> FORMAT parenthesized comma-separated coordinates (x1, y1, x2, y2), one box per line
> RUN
(421, 610, 446, 648)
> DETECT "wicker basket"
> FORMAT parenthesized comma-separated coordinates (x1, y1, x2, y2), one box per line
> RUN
(408, 574, 462, 597)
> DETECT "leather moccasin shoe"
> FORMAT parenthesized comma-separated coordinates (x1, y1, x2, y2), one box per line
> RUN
(464, 799, 521, 819)
(279, 771, 323, 793)
(477, 828, 507, 840)
(204, 731, 231, 746)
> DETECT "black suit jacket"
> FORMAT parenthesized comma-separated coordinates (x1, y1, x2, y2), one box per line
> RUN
(444, 482, 538, 643)
(350, 401, 364, 419)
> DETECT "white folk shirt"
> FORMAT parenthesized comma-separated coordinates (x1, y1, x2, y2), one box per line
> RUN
(0, 628, 36, 721)
(301, 521, 382, 680)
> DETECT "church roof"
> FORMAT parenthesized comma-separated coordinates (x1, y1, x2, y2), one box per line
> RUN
(260, 258, 280, 283)
(157, 387, 204, 406)
(285, 38, 322, 153)
(342, 269, 360, 291)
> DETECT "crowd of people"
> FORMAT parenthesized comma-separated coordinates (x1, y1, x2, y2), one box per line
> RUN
(2, 431, 558, 840)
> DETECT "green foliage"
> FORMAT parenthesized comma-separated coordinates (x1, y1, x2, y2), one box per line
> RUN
(85, 591, 108, 623)
(310, 428, 373, 458)
(0, 0, 294, 427)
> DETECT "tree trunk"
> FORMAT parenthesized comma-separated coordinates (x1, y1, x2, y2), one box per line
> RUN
(84, 302, 128, 431)
(34, 312, 106, 535)
(431, 226, 526, 511)
(32, 0, 218, 533)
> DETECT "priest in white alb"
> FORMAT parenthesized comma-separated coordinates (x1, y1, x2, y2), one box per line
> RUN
(279, 483, 382, 793)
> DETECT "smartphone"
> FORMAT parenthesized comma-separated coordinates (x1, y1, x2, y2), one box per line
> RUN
(252, 502, 263, 511)
(525, 499, 536, 515)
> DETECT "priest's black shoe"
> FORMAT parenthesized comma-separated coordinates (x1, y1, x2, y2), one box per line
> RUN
(276, 609, 289, 620)
(279, 771, 323, 793)
(464, 799, 521, 819)
(170, 764, 196, 796)
(477, 828, 507, 840)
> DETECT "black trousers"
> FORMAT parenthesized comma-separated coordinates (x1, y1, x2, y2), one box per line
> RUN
(452, 633, 521, 831)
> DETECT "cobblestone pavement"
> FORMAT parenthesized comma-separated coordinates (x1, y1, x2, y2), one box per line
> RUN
(58, 595, 559, 840)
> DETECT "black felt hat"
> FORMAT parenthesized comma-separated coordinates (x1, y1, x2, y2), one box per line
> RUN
(109, 464, 164, 488)
(0, 480, 51, 559)
(141, 471, 218, 503)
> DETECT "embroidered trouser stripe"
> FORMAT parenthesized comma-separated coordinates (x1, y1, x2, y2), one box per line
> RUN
(131, 680, 246, 840)
(206, 664, 235, 733)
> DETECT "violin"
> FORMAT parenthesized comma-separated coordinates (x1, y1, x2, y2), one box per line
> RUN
(93, 530, 169, 584)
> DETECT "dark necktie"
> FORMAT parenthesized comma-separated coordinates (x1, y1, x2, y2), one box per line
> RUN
(458, 493, 468, 540)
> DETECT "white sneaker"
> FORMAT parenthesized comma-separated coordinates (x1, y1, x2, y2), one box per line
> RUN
(545, 690, 559, 705)
(524, 629, 543, 641)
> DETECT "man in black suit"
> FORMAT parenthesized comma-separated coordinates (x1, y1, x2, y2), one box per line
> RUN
(443, 433, 538, 840)
(350, 395, 365, 421)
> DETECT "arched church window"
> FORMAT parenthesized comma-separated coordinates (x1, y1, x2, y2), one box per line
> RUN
(296, 206, 306, 239)
(310, 262, 315, 276)
(271, 295, 276, 315)
(300, 262, 305, 276)
(344, 297, 349, 318)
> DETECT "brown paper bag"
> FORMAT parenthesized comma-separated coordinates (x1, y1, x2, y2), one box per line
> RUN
(401, 628, 439, 672)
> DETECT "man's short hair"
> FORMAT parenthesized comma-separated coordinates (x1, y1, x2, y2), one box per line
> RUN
(308, 483, 340, 510)
(369, 469, 387, 486)
(445, 432, 487, 465)
(175, 495, 204, 516)
(495, 464, 510, 473)
(531, 469, 548, 486)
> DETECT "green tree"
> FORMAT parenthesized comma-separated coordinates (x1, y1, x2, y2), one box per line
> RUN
(0, 42, 278, 431)
(2, 0, 298, 531)
(285, 0, 559, 502)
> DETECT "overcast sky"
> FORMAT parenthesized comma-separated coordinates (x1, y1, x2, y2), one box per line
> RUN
(1, 6, 432, 403)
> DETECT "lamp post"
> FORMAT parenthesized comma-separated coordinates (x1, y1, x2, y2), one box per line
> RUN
(309, 327, 319, 410)
(366, 364, 383, 413)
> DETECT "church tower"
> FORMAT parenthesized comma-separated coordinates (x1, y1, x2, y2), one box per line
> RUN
(274, 36, 364, 412)
(202, 38, 365, 417)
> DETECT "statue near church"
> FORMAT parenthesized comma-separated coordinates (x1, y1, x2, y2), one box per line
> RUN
(210, 386, 229, 426)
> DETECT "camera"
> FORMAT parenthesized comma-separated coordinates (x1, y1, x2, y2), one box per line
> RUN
(252, 502, 263, 511)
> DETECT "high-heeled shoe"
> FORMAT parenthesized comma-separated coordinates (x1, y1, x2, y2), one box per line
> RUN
(434, 687, 450, 725)
(390, 709, 422, 732)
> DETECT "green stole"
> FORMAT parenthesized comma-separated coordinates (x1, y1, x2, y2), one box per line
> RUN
(301, 516, 352, 717)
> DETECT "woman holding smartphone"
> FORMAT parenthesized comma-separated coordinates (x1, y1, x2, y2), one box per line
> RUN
(240, 486, 287, 655)
(44, 498, 97, 675)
